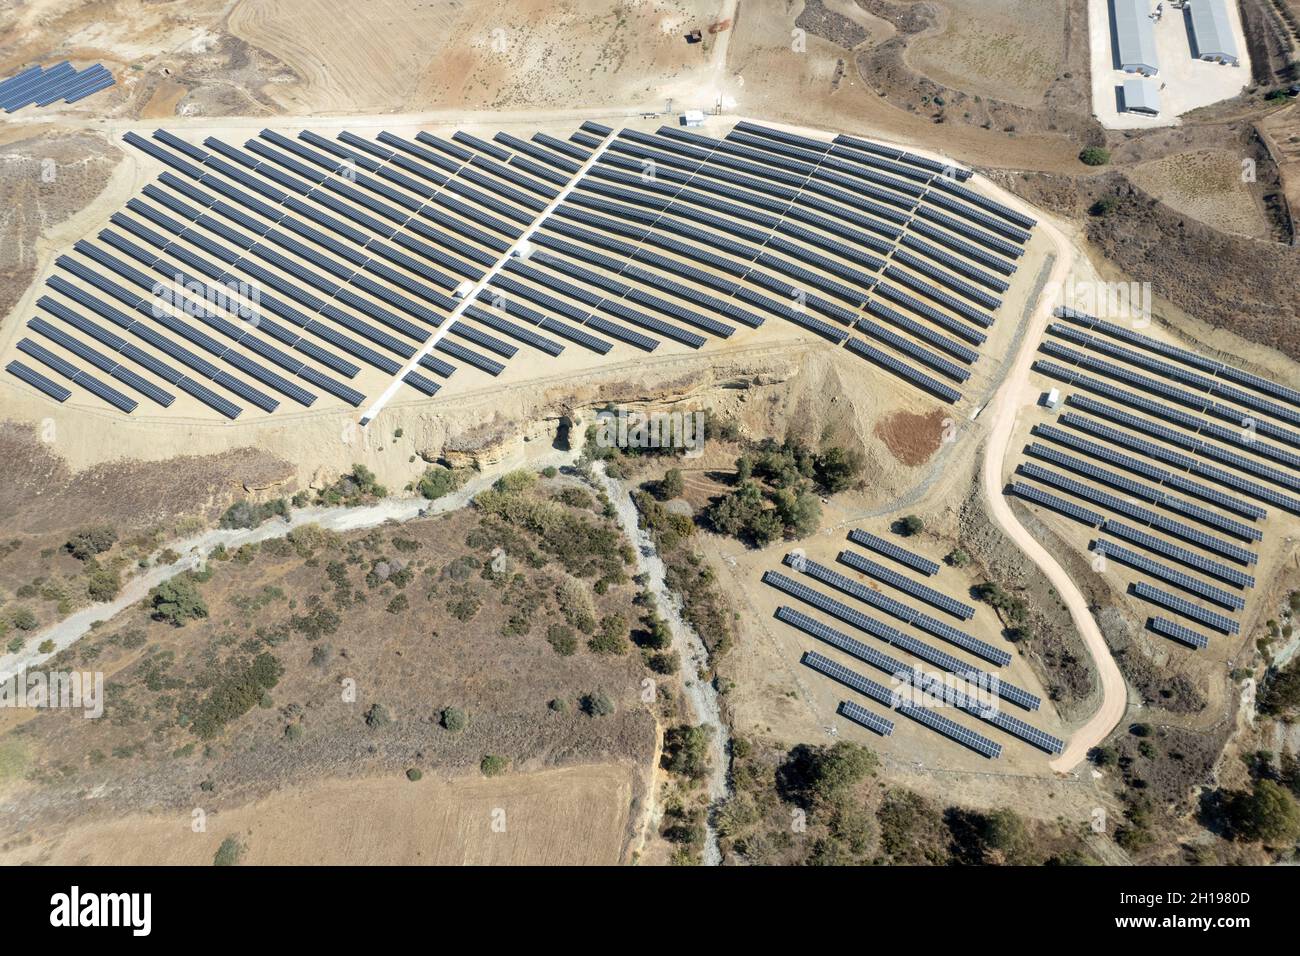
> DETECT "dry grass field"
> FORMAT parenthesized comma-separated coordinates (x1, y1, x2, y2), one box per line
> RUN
(0, 763, 638, 865)
(906, 0, 1067, 109)
(1127, 148, 1273, 239)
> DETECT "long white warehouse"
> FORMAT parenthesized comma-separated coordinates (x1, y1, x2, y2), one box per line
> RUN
(1112, 0, 1160, 75)
(1188, 0, 1241, 65)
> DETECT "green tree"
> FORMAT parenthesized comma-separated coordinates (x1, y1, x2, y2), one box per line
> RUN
(899, 515, 924, 536)
(663, 724, 713, 781)
(773, 485, 821, 537)
(655, 468, 685, 500)
(1222, 779, 1300, 843)
(212, 835, 244, 866)
(814, 446, 865, 493)
(148, 575, 208, 626)
(441, 707, 467, 732)
(480, 755, 508, 777)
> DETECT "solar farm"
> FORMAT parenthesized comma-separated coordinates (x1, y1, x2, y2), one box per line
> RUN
(0, 61, 115, 112)
(1006, 306, 1300, 657)
(758, 529, 1066, 764)
(1, 120, 1047, 427)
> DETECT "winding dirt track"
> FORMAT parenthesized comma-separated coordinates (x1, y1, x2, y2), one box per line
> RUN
(975, 204, 1126, 773)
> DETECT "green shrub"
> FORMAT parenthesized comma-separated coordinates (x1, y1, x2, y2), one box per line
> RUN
(1079, 146, 1111, 166)
(441, 706, 467, 732)
(480, 754, 508, 777)
(213, 835, 244, 866)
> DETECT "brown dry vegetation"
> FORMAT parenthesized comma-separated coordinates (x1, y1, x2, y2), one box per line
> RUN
(0, 480, 663, 863)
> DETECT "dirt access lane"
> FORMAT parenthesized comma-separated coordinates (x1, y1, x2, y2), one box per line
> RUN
(976, 200, 1127, 774)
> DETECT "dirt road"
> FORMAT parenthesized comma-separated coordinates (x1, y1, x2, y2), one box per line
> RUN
(974, 201, 1127, 774)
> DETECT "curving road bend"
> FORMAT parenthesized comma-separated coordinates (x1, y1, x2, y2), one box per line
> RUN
(975, 205, 1127, 774)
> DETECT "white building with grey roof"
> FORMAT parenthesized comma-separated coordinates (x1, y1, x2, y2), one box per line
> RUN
(1187, 0, 1241, 65)
(1112, 0, 1160, 75)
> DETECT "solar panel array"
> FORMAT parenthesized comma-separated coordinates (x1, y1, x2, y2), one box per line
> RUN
(1009, 305, 1297, 650)
(762, 524, 1067, 761)
(0, 62, 115, 112)
(782, 553, 1010, 665)
(846, 528, 940, 575)
(7, 121, 1036, 417)
(803, 651, 1002, 758)
(781, 606, 1061, 754)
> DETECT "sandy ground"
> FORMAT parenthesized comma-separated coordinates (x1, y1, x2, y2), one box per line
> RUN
(1088, 0, 1252, 130)
(0, 763, 637, 865)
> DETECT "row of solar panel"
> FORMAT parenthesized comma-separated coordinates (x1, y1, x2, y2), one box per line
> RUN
(1040, 343, 1300, 479)
(1064, 392, 1300, 491)
(785, 609, 1060, 754)
(846, 528, 940, 576)
(632, 124, 1025, 269)
(1054, 406, 1300, 516)
(836, 549, 975, 619)
(729, 123, 1035, 244)
(803, 652, 1001, 758)
(597, 133, 1012, 301)
(1037, 342, 1300, 453)
(783, 553, 1010, 666)
(1091, 539, 1244, 610)
(762, 570, 1040, 710)
(1015, 461, 1258, 565)
(1023, 442, 1261, 542)
(0, 62, 114, 112)
(127, 129, 598, 389)
(1048, 321, 1300, 430)
(1054, 306, 1300, 411)
(1031, 423, 1267, 521)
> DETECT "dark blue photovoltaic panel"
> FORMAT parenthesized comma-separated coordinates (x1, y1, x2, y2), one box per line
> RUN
(1148, 616, 1209, 650)
(7, 360, 70, 401)
(846, 529, 940, 576)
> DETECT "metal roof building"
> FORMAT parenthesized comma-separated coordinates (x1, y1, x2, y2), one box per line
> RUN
(1112, 0, 1160, 75)
(1123, 77, 1161, 115)
(1188, 0, 1240, 64)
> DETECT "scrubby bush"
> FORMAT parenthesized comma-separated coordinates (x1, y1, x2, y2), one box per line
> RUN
(480, 755, 508, 777)
(65, 526, 117, 560)
(441, 707, 467, 732)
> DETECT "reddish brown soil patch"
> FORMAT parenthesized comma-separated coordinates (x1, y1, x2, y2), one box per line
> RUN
(874, 408, 946, 466)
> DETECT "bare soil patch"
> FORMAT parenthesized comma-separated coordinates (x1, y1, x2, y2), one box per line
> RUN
(873, 407, 946, 467)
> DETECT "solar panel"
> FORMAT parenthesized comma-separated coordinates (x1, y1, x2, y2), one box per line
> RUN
(1054, 411, 1300, 515)
(6, 360, 71, 402)
(1091, 539, 1245, 610)
(785, 553, 1009, 665)
(844, 338, 961, 403)
(1130, 582, 1239, 634)
(836, 550, 975, 620)
(1103, 520, 1254, 588)
(801, 652, 1001, 758)
(1148, 616, 1210, 650)
(763, 571, 1039, 710)
(1009, 481, 1104, 526)
(846, 529, 941, 576)
(836, 700, 895, 737)
(1023, 442, 1262, 542)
